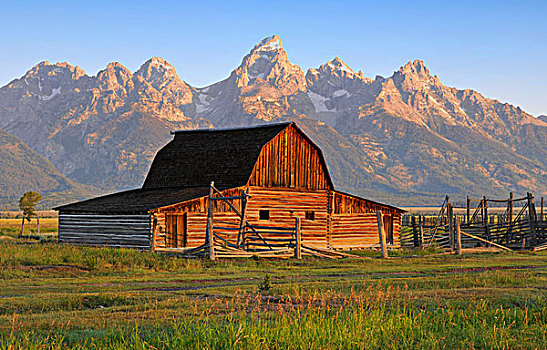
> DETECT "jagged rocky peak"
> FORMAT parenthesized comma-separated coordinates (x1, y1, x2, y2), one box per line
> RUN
(251, 35, 283, 52)
(312, 56, 365, 80)
(15, 61, 87, 89)
(393, 59, 440, 87)
(4, 61, 91, 103)
(135, 57, 193, 106)
(25, 61, 86, 78)
(136, 57, 178, 81)
(97, 62, 134, 92)
(234, 35, 306, 95)
(306, 57, 371, 100)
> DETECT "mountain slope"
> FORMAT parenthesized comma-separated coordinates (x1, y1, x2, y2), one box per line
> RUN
(0, 128, 91, 209)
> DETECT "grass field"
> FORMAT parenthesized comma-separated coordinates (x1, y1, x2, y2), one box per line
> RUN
(1, 220, 547, 349)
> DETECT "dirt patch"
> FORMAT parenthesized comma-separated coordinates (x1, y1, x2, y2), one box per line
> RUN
(11, 264, 90, 272)
(444, 265, 545, 274)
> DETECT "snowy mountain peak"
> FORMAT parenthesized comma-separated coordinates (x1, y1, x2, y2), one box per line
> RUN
(325, 57, 357, 76)
(231, 35, 306, 95)
(252, 35, 283, 52)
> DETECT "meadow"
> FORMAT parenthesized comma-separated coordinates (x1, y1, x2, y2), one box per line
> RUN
(0, 219, 546, 349)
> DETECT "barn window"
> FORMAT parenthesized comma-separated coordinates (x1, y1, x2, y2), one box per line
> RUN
(305, 211, 315, 221)
(259, 210, 270, 220)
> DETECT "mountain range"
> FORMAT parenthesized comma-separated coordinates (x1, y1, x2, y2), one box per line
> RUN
(0, 35, 545, 208)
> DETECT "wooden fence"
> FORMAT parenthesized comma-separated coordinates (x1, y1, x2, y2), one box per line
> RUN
(400, 192, 547, 251)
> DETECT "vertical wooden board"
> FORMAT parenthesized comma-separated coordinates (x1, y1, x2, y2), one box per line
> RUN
(247, 124, 331, 190)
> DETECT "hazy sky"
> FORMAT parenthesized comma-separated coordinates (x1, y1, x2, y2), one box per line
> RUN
(1, 0, 545, 115)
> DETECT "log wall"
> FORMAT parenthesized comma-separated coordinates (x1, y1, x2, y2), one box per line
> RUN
(244, 187, 329, 248)
(331, 213, 401, 249)
(58, 213, 152, 249)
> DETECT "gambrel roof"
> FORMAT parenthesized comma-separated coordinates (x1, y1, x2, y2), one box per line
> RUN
(143, 122, 296, 189)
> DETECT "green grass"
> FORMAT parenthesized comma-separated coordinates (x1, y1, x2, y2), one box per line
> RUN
(0, 239, 546, 349)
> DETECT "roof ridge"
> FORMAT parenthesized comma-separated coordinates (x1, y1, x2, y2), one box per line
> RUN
(171, 121, 292, 134)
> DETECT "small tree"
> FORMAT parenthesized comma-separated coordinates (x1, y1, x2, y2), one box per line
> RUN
(18, 191, 42, 238)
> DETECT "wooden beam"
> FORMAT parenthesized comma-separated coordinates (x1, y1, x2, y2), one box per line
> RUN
(206, 181, 215, 260)
(455, 216, 462, 255)
(448, 204, 454, 250)
(294, 217, 301, 259)
(459, 229, 513, 251)
(527, 192, 537, 246)
(466, 195, 470, 224)
(376, 211, 388, 258)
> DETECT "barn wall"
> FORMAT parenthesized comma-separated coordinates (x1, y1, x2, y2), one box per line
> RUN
(330, 191, 402, 249)
(58, 213, 151, 249)
(248, 124, 331, 190)
(245, 187, 329, 248)
(153, 187, 330, 249)
(331, 213, 401, 249)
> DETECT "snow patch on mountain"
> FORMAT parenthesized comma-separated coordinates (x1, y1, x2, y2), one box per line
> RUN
(40, 87, 61, 101)
(308, 91, 333, 112)
(333, 89, 350, 98)
(195, 93, 211, 113)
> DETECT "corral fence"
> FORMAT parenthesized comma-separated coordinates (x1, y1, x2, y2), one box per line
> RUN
(400, 192, 547, 251)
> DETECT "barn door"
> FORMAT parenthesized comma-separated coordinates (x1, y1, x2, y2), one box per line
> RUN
(166, 214, 177, 248)
(383, 214, 394, 245)
(166, 213, 187, 248)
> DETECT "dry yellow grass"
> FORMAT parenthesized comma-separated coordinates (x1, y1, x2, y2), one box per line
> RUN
(0, 217, 58, 229)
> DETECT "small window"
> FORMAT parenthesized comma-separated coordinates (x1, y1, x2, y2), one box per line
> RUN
(259, 210, 270, 220)
(305, 211, 315, 221)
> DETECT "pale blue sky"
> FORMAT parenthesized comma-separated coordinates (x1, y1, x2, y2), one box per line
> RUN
(1, 0, 545, 115)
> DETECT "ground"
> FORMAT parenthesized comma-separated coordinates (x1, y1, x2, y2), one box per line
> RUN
(0, 218, 546, 349)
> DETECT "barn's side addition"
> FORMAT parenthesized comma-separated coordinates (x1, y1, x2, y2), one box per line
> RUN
(55, 122, 405, 257)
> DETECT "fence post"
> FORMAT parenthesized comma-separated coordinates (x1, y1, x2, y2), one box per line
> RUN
(237, 189, 247, 248)
(482, 196, 490, 245)
(456, 216, 462, 255)
(294, 217, 302, 259)
(206, 181, 215, 260)
(466, 195, 470, 224)
(528, 192, 537, 246)
(376, 211, 388, 258)
(412, 216, 419, 247)
(419, 224, 424, 248)
(541, 197, 544, 223)
(448, 204, 454, 250)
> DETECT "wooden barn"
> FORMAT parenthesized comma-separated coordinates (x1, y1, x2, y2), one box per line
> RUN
(56, 122, 404, 257)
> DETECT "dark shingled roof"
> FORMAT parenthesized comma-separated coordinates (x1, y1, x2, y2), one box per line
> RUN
(54, 187, 211, 213)
(142, 122, 291, 189)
